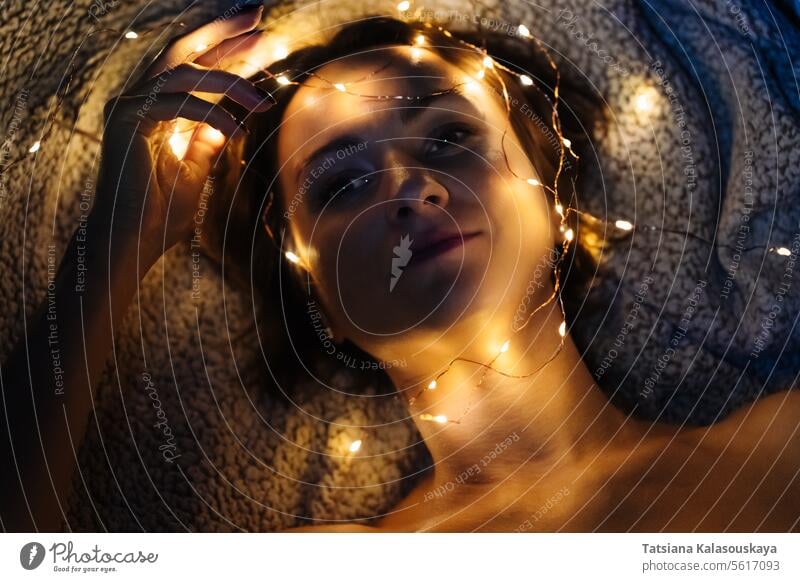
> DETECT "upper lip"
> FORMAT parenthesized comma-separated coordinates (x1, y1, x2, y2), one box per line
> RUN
(408, 229, 481, 262)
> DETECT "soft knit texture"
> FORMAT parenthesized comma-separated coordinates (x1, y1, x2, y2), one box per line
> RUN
(0, 0, 797, 531)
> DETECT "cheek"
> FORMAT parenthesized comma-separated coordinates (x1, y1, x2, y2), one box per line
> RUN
(485, 181, 556, 294)
(304, 217, 385, 323)
(484, 170, 554, 254)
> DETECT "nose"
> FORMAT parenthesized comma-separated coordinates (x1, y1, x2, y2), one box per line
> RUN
(384, 168, 450, 224)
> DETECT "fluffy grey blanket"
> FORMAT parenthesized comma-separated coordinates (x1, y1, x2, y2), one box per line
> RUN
(0, 0, 797, 531)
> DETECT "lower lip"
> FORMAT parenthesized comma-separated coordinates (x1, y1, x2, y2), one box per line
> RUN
(409, 232, 480, 266)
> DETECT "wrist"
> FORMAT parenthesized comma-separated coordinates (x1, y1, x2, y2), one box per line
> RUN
(83, 211, 162, 279)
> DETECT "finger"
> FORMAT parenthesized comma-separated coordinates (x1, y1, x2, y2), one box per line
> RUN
(183, 122, 227, 175)
(128, 63, 274, 112)
(194, 30, 274, 77)
(117, 93, 245, 138)
(143, 3, 264, 79)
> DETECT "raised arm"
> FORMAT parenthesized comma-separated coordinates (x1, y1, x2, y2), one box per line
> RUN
(0, 2, 270, 531)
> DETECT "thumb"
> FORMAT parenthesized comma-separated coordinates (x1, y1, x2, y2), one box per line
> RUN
(182, 122, 227, 178)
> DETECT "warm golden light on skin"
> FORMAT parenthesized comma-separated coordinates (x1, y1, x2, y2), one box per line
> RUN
(483, 56, 494, 69)
(462, 76, 480, 93)
(273, 45, 289, 60)
(396, 1, 410, 12)
(420, 413, 448, 424)
(348, 439, 362, 453)
(333, 83, 346, 92)
(194, 43, 208, 52)
(276, 43, 572, 426)
(168, 127, 189, 160)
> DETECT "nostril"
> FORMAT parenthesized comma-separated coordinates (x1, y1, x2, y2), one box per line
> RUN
(397, 206, 411, 219)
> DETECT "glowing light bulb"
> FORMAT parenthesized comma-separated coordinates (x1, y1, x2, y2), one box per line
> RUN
(410, 47, 424, 63)
(558, 320, 566, 337)
(285, 251, 301, 264)
(483, 56, 494, 69)
(615, 219, 634, 231)
(168, 127, 189, 160)
(633, 85, 660, 115)
(562, 137, 572, 148)
(518, 24, 532, 38)
(273, 45, 289, 60)
(564, 228, 574, 242)
(28, 141, 41, 153)
(463, 79, 480, 93)
(124, 31, 138, 39)
(526, 178, 541, 186)
(499, 339, 510, 353)
(635, 93, 653, 113)
(414, 34, 426, 45)
(520, 74, 533, 86)
(421, 413, 448, 424)
(427, 380, 437, 390)
(333, 83, 346, 92)
(776, 247, 791, 256)
(555, 204, 564, 217)
(348, 439, 362, 453)
(397, 1, 410, 11)
(276, 75, 291, 85)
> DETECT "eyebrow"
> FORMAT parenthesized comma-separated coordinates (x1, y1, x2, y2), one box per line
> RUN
(295, 85, 479, 182)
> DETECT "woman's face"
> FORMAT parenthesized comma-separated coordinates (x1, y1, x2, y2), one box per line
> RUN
(276, 45, 557, 364)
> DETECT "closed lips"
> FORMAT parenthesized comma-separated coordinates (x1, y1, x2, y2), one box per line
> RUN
(410, 231, 481, 265)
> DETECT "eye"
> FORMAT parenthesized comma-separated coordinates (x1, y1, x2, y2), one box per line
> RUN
(426, 124, 477, 157)
(322, 172, 371, 203)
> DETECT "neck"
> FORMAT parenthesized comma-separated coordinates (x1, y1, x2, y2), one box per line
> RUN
(385, 301, 638, 489)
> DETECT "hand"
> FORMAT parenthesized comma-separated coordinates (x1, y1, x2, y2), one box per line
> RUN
(94, 3, 273, 264)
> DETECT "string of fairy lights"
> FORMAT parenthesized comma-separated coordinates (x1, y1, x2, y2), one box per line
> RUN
(5, 1, 795, 454)
(256, 2, 797, 433)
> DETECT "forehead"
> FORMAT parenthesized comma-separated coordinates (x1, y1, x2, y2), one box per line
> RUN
(284, 44, 464, 117)
(276, 45, 500, 173)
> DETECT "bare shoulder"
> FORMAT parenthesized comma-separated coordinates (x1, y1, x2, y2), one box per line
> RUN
(711, 388, 800, 449)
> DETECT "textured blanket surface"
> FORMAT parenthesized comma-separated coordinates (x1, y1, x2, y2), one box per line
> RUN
(0, 0, 798, 531)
